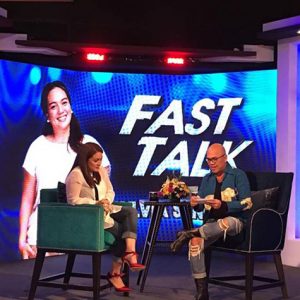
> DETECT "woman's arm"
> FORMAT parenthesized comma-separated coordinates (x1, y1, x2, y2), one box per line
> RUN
(100, 167, 115, 204)
(66, 170, 97, 205)
(19, 170, 37, 259)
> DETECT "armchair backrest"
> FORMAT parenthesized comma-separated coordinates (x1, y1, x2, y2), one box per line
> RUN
(40, 188, 59, 203)
(246, 171, 293, 214)
(246, 171, 293, 250)
(247, 172, 293, 250)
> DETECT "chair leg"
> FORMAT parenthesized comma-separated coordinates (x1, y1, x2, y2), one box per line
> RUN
(245, 253, 254, 300)
(122, 263, 130, 296)
(92, 253, 101, 300)
(273, 253, 288, 298)
(28, 249, 46, 300)
(63, 253, 76, 286)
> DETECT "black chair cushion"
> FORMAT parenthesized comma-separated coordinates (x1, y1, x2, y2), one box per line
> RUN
(251, 187, 279, 210)
(57, 181, 67, 203)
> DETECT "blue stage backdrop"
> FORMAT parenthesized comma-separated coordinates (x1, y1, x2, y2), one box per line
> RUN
(0, 59, 277, 261)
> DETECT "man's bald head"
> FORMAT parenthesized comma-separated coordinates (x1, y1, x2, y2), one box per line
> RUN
(207, 143, 226, 156)
(206, 143, 227, 175)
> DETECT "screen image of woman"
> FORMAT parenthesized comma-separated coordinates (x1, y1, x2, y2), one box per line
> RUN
(66, 142, 145, 292)
(19, 81, 111, 259)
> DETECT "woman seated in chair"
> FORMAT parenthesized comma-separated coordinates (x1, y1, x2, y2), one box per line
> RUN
(65, 142, 145, 292)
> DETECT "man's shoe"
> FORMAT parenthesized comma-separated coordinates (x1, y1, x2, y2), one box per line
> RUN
(170, 228, 201, 252)
(194, 277, 209, 300)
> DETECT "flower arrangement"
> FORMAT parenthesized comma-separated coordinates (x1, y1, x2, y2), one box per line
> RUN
(159, 173, 190, 201)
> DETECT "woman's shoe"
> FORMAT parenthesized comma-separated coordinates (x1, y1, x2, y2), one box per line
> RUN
(107, 272, 132, 293)
(122, 251, 145, 271)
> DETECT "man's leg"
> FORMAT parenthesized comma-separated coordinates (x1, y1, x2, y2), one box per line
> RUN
(189, 217, 243, 300)
(170, 228, 201, 252)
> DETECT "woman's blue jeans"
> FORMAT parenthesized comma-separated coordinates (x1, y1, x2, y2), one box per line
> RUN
(106, 206, 138, 260)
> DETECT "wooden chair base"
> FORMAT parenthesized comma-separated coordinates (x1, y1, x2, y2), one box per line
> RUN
(28, 248, 129, 300)
(206, 249, 288, 300)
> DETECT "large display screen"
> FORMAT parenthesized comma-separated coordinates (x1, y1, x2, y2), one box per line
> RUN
(0, 59, 277, 261)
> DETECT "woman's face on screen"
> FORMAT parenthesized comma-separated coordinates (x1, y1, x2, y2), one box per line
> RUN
(87, 151, 103, 173)
(47, 87, 73, 131)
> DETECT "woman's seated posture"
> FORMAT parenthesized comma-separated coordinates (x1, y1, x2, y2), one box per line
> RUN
(65, 142, 145, 292)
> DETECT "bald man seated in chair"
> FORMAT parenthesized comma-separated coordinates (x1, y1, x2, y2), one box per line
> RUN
(171, 143, 252, 300)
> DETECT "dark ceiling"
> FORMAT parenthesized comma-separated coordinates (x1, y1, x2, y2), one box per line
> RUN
(1, 1, 300, 50)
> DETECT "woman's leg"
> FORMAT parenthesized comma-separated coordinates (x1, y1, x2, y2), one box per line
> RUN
(105, 225, 128, 289)
(111, 258, 123, 274)
(110, 206, 138, 239)
(108, 258, 127, 289)
(110, 206, 144, 269)
(110, 206, 140, 263)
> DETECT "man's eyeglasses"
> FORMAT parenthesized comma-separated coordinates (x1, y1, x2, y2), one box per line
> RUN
(206, 154, 226, 164)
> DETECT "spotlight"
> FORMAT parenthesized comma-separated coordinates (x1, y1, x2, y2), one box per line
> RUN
(86, 53, 105, 61)
(166, 57, 185, 65)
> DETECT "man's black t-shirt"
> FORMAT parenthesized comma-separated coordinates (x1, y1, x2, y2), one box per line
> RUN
(207, 179, 228, 220)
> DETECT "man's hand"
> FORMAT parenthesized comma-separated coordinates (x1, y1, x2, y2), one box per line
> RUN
(190, 195, 201, 207)
(205, 199, 222, 209)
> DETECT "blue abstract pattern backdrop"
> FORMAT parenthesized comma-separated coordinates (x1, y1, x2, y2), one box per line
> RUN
(0, 59, 277, 261)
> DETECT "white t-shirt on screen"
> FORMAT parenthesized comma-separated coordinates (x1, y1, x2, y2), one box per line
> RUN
(22, 134, 110, 245)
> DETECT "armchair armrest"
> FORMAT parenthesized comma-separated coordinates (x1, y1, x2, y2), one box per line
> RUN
(248, 208, 283, 251)
(37, 203, 106, 252)
(116, 201, 133, 206)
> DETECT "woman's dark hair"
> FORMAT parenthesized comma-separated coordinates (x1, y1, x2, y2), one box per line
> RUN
(40, 81, 83, 152)
(71, 142, 103, 187)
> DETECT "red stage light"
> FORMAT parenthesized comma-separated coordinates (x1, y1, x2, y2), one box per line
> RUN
(86, 53, 105, 61)
(166, 57, 185, 65)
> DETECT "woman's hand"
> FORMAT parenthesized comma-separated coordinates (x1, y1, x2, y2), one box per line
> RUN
(99, 198, 110, 205)
(19, 242, 37, 259)
(96, 199, 112, 213)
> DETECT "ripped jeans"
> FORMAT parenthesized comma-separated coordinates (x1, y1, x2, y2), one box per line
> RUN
(190, 216, 243, 279)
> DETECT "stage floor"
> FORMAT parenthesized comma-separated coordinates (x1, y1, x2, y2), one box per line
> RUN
(1, 249, 300, 300)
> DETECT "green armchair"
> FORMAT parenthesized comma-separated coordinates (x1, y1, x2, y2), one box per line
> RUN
(28, 188, 130, 300)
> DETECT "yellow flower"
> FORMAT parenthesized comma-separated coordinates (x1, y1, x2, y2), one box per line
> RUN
(160, 175, 190, 200)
